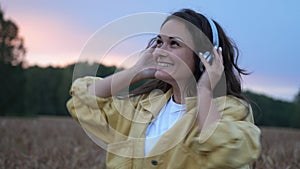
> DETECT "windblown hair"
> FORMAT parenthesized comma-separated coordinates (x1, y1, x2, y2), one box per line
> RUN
(129, 9, 249, 101)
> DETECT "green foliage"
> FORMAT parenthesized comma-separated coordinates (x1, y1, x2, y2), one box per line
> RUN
(23, 66, 73, 116)
(0, 62, 25, 116)
(243, 90, 299, 128)
(291, 89, 300, 128)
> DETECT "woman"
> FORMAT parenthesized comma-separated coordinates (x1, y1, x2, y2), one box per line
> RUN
(67, 9, 261, 169)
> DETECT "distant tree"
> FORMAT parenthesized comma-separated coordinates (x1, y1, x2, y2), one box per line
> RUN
(291, 89, 300, 128)
(0, 6, 26, 116)
(294, 89, 300, 104)
(0, 6, 26, 65)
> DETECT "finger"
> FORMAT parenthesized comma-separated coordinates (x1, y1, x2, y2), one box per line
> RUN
(141, 46, 156, 57)
(211, 46, 223, 66)
(146, 46, 156, 55)
(217, 47, 223, 64)
(150, 44, 157, 49)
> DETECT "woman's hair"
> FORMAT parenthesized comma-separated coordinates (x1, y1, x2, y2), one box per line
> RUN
(129, 9, 249, 101)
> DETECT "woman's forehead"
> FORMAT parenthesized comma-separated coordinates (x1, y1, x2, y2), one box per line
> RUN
(160, 19, 194, 48)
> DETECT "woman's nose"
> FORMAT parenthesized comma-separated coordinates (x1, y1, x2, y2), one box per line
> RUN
(154, 48, 169, 59)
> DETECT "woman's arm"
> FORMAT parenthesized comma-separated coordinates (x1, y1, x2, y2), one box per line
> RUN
(88, 47, 156, 98)
(196, 48, 261, 168)
(197, 47, 223, 130)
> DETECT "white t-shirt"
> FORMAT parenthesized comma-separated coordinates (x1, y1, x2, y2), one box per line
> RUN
(144, 96, 186, 156)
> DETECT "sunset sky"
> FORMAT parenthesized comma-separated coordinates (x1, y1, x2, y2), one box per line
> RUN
(1, 0, 299, 101)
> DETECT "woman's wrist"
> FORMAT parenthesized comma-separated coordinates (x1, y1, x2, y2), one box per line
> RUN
(128, 66, 144, 82)
(197, 86, 214, 105)
(197, 84, 213, 94)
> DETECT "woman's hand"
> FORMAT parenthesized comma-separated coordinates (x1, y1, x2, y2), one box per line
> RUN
(132, 46, 157, 79)
(198, 47, 224, 91)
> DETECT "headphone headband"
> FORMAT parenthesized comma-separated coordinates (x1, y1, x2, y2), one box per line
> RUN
(203, 15, 219, 48)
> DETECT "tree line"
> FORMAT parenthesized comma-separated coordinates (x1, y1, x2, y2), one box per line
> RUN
(0, 62, 117, 117)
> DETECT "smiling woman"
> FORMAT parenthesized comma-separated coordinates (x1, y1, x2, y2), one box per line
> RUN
(67, 8, 261, 169)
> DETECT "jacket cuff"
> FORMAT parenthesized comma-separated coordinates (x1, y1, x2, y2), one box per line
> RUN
(69, 76, 106, 109)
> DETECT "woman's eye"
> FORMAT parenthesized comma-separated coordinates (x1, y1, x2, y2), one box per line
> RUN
(156, 39, 163, 47)
(170, 40, 180, 47)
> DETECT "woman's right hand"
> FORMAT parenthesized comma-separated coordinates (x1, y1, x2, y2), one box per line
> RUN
(132, 46, 157, 79)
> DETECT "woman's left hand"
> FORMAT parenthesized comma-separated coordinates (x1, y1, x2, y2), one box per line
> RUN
(197, 47, 224, 91)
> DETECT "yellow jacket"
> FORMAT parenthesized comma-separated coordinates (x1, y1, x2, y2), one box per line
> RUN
(66, 76, 261, 169)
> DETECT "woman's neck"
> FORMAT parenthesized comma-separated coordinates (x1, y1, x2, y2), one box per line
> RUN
(171, 80, 190, 104)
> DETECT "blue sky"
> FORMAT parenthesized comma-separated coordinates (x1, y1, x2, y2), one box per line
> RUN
(1, 0, 299, 101)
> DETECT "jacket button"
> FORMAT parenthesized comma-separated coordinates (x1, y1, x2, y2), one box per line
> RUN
(151, 160, 158, 166)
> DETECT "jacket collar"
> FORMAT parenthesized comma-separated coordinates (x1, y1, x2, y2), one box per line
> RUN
(138, 89, 172, 119)
(139, 89, 198, 118)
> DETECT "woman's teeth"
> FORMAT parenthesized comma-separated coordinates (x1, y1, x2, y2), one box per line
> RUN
(158, 62, 172, 67)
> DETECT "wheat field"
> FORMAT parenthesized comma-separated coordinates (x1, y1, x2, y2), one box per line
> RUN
(1, 117, 299, 169)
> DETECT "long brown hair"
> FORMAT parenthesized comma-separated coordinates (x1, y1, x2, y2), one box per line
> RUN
(129, 9, 249, 101)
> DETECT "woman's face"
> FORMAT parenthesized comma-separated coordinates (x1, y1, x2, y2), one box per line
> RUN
(153, 19, 196, 84)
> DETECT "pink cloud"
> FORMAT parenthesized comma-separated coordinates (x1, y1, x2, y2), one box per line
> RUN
(7, 11, 90, 67)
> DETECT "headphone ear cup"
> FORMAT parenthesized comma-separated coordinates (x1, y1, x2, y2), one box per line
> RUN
(199, 50, 213, 72)
(203, 51, 214, 65)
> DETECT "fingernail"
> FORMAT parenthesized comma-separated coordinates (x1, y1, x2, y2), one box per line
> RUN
(199, 52, 203, 56)
(218, 47, 222, 51)
(214, 46, 218, 50)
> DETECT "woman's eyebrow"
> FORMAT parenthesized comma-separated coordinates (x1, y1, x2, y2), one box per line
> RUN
(169, 36, 184, 43)
(156, 35, 184, 43)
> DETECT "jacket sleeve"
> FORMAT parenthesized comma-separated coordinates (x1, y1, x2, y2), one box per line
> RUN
(66, 76, 138, 144)
(193, 96, 261, 169)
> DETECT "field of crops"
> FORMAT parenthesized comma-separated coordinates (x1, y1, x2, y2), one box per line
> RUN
(1, 117, 299, 169)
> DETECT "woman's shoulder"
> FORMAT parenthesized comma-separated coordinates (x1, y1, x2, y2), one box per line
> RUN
(214, 95, 251, 121)
(215, 95, 248, 107)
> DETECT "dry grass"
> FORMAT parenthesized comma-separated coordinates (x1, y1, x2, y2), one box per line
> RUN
(1, 117, 300, 169)
(0, 117, 106, 169)
(253, 127, 300, 169)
